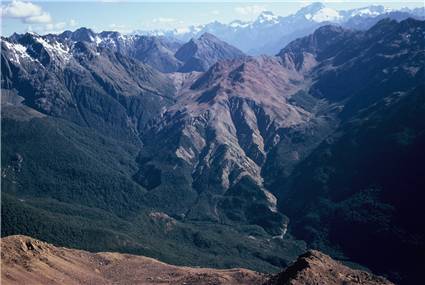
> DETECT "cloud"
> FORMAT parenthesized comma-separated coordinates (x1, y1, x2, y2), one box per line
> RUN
(211, 10, 220, 15)
(41, 19, 79, 34)
(140, 17, 186, 32)
(2, 1, 78, 34)
(69, 19, 77, 27)
(1, 0, 52, 23)
(108, 23, 133, 33)
(152, 17, 177, 24)
(24, 12, 52, 24)
(45, 21, 67, 32)
(234, 5, 266, 18)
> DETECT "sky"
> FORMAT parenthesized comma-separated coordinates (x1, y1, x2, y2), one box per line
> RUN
(1, 1, 423, 36)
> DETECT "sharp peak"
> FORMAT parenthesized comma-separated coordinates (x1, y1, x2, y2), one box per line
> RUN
(14, 32, 44, 43)
(73, 27, 96, 34)
(5, 32, 41, 45)
(298, 2, 326, 13)
(198, 32, 218, 40)
(305, 2, 325, 8)
(255, 11, 279, 23)
(10, 31, 41, 39)
(24, 31, 40, 36)
(192, 32, 224, 43)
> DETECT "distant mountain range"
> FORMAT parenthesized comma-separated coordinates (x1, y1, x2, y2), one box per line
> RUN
(4, 28, 243, 74)
(1, 10, 424, 285)
(5, 2, 422, 74)
(136, 2, 425, 55)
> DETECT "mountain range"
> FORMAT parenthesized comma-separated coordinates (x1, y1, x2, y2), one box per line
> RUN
(1, 8, 424, 285)
(4, 28, 244, 74)
(137, 2, 425, 55)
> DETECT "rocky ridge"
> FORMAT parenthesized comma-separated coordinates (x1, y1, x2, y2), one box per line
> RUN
(1, 235, 393, 285)
(265, 250, 393, 285)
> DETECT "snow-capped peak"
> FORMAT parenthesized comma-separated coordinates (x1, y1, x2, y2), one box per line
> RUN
(3, 33, 72, 66)
(256, 11, 279, 24)
(229, 20, 250, 28)
(2, 40, 34, 65)
(349, 5, 390, 17)
(31, 36, 72, 63)
(174, 25, 197, 35)
(309, 7, 342, 23)
(297, 2, 326, 16)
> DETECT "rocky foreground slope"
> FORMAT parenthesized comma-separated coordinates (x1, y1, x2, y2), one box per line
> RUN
(1, 235, 392, 285)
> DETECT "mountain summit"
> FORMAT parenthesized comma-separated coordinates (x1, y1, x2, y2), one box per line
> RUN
(175, 32, 245, 72)
(255, 11, 279, 25)
(296, 2, 326, 16)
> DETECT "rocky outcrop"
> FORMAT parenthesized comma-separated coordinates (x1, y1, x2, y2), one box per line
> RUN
(265, 250, 394, 285)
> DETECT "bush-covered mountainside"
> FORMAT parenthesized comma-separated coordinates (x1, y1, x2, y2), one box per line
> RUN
(1, 18, 424, 284)
(1, 116, 305, 272)
(274, 19, 425, 284)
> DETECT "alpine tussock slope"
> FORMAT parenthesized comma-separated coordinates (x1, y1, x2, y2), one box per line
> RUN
(1, 235, 265, 285)
(1, 235, 393, 285)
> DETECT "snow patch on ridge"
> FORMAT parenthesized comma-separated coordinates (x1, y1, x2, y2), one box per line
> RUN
(35, 37, 71, 62)
(229, 20, 250, 28)
(349, 6, 392, 17)
(311, 8, 342, 22)
(257, 11, 279, 24)
(3, 41, 34, 64)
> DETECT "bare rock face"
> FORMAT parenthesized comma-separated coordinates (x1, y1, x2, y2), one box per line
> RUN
(265, 250, 394, 285)
(1, 235, 267, 285)
(136, 55, 315, 234)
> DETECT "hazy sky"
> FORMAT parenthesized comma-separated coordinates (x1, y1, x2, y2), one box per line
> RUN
(1, 1, 423, 36)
